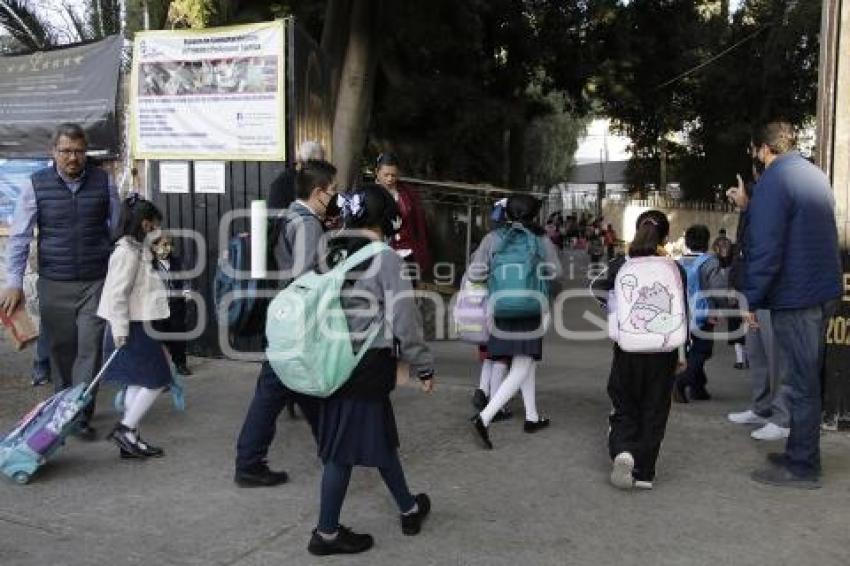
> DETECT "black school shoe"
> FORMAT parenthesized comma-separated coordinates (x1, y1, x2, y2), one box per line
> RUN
(234, 464, 289, 487)
(471, 415, 493, 449)
(401, 493, 431, 536)
(472, 388, 488, 411)
(307, 525, 374, 556)
(523, 417, 551, 433)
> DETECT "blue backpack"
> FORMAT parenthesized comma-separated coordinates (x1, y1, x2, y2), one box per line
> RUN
(488, 224, 550, 319)
(679, 253, 712, 328)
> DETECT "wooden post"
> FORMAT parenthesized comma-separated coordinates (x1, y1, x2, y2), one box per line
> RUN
(817, 0, 850, 428)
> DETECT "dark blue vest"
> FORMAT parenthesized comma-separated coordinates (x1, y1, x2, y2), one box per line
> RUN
(32, 166, 112, 281)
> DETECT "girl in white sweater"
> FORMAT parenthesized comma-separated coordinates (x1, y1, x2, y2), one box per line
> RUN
(98, 195, 171, 459)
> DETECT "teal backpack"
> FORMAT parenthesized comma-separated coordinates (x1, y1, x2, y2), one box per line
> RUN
(488, 224, 550, 319)
(265, 241, 389, 397)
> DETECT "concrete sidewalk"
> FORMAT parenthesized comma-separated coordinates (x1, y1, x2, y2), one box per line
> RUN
(1, 256, 849, 566)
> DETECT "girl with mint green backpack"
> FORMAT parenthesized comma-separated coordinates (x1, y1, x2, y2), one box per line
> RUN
(305, 184, 436, 557)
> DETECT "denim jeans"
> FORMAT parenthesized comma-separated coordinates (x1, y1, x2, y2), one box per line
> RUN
(772, 302, 836, 478)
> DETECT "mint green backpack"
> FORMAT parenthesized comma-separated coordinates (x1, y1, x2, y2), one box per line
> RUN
(265, 241, 389, 398)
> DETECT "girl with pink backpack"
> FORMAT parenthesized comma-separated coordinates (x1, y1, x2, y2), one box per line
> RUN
(592, 210, 688, 490)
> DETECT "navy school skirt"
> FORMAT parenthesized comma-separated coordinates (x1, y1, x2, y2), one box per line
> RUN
(102, 322, 173, 389)
(486, 315, 544, 361)
(317, 350, 400, 468)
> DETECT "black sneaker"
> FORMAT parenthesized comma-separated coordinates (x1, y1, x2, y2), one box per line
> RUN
(234, 465, 289, 487)
(307, 525, 374, 556)
(751, 465, 821, 490)
(471, 388, 488, 411)
(401, 493, 431, 536)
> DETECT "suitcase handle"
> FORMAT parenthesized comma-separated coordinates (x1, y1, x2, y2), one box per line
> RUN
(83, 347, 123, 398)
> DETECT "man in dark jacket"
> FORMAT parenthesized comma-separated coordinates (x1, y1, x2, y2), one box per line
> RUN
(0, 123, 120, 440)
(744, 121, 842, 489)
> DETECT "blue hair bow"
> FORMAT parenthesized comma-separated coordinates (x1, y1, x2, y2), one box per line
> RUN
(337, 191, 367, 222)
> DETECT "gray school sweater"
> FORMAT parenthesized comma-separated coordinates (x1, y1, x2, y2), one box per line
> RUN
(332, 240, 434, 379)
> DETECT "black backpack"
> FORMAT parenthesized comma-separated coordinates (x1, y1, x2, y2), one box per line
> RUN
(213, 207, 318, 336)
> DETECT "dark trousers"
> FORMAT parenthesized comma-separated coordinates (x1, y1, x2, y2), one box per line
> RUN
(318, 453, 415, 533)
(235, 361, 321, 471)
(773, 303, 836, 478)
(678, 327, 714, 393)
(33, 328, 51, 378)
(38, 278, 105, 424)
(153, 299, 188, 366)
(607, 346, 678, 482)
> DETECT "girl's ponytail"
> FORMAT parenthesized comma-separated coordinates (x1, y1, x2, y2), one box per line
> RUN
(628, 210, 669, 257)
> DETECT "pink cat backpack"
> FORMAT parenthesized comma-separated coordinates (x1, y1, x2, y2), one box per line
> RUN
(608, 256, 688, 353)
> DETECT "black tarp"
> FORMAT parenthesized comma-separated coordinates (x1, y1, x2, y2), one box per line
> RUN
(0, 35, 122, 158)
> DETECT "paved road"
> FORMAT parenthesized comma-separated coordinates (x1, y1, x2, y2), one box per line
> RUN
(1, 252, 849, 566)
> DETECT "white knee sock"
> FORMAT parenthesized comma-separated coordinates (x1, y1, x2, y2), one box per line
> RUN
(478, 360, 494, 395)
(480, 356, 534, 426)
(123, 385, 141, 410)
(519, 362, 539, 422)
(490, 361, 509, 400)
(121, 387, 164, 434)
(734, 344, 745, 364)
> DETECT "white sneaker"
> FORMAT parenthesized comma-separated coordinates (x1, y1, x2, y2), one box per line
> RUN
(751, 422, 790, 441)
(611, 452, 635, 490)
(634, 480, 654, 490)
(728, 410, 767, 426)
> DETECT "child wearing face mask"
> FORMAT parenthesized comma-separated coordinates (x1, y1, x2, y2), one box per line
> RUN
(97, 195, 172, 459)
(151, 235, 193, 376)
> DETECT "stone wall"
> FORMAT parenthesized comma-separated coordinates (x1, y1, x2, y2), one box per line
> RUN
(601, 200, 741, 243)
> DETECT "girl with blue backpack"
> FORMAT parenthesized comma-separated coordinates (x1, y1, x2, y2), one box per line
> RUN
(306, 184, 436, 556)
(97, 195, 172, 459)
(467, 194, 562, 449)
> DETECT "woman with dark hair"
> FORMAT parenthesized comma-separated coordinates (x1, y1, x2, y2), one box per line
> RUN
(97, 195, 173, 459)
(592, 209, 688, 490)
(467, 194, 563, 449)
(375, 153, 433, 278)
(307, 183, 435, 556)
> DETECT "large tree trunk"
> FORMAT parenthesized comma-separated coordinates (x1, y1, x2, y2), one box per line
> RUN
(331, 0, 379, 187)
(321, 0, 353, 113)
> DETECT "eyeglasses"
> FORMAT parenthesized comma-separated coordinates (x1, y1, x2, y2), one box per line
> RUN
(56, 149, 87, 157)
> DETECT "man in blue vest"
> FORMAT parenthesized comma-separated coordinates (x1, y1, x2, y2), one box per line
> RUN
(744, 121, 842, 489)
(1, 123, 120, 440)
